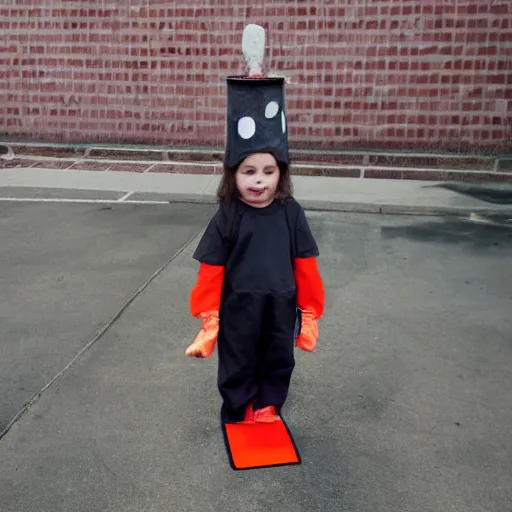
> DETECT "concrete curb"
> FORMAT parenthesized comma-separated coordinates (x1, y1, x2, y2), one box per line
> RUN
(1, 189, 511, 217)
(2, 155, 511, 183)
(154, 197, 512, 217)
(128, 191, 512, 216)
(2, 140, 511, 176)
(299, 201, 512, 217)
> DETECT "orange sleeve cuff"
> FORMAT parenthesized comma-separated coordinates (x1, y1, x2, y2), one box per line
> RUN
(294, 257, 325, 319)
(190, 263, 225, 317)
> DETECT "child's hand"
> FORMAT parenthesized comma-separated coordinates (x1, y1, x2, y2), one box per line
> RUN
(185, 311, 219, 358)
(295, 310, 318, 352)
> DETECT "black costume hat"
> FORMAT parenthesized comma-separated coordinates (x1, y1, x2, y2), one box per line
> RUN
(223, 25, 289, 171)
(224, 77, 289, 171)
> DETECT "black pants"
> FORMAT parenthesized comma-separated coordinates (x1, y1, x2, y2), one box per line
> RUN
(217, 290, 297, 422)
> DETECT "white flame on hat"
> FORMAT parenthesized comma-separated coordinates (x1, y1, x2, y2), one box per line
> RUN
(242, 24, 266, 77)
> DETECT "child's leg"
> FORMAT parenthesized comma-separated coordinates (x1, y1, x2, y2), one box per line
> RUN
(217, 291, 266, 422)
(253, 292, 297, 412)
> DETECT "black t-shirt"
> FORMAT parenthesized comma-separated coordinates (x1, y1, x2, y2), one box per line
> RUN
(193, 198, 319, 294)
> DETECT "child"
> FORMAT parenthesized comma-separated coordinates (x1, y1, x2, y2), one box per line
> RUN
(185, 68, 324, 424)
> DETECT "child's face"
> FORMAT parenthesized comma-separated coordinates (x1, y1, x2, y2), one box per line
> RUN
(235, 153, 280, 208)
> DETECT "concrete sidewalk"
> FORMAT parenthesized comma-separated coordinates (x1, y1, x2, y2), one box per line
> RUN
(1, 204, 511, 511)
(1, 166, 512, 216)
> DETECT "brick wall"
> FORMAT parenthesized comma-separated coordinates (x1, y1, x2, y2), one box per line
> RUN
(0, 0, 510, 153)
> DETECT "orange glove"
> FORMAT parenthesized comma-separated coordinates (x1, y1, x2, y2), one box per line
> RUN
(296, 309, 319, 352)
(185, 311, 219, 358)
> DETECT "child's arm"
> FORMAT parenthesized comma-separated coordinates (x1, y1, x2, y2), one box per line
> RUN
(190, 263, 225, 317)
(294, 257, 324, 319)
(185, 263, 225, 358)
(294, 257, 325, 352)
(291, 203, 325, 352)
(185, 210, 228, 358)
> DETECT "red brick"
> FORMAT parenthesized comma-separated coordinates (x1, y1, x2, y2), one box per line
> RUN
(31, 160, 73, 170)
(149, 164, 219, 175)
(106, 163, 150, 173)
(68, 161, 111, 171)
(0, 0, 509, 153)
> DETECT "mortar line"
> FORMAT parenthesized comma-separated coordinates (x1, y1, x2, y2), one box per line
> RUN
(0, 197, 170, 204)
(143, 163, 157, 174)
(0, 228, 204, 442)
(13, 155, 218, 166)
(118, 191, 134, 202)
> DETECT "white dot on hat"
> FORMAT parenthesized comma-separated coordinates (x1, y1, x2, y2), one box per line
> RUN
(238, 116, 256, 139)
(265, 101, 279, 119)
(281, 111, 286, 133)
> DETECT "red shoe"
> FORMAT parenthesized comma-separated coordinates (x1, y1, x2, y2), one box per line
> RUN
(253, 405, 279, 423)
(242, 403, 256, 423)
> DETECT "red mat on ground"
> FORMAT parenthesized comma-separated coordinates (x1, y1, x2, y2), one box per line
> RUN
(222, 416, 301, 470)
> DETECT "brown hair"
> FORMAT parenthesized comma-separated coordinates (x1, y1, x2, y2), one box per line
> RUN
(216, 153, 293, 205)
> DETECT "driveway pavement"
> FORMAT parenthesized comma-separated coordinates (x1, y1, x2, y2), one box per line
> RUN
(1, 202, 511, 512)
(0, 201, 215, 433)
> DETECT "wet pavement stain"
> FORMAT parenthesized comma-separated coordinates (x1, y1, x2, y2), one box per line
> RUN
(437, 182, 512, 205)
(381, 216, 512, 249)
